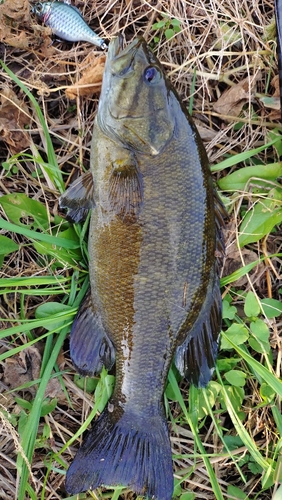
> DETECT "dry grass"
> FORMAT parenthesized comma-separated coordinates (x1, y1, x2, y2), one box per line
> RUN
(0, 0, 281, 499)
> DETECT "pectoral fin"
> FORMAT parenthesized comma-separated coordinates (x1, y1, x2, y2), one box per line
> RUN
(175, 271, 222, 388)
(59, 171, 95, 223)
(70, 288, 115, 376)
(108, 158, 143, 221)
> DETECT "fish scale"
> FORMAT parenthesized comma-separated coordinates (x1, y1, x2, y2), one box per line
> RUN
(32, 1, 107, 49)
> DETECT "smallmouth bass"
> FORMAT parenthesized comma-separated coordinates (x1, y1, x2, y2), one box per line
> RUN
(60, 35, 225, 500)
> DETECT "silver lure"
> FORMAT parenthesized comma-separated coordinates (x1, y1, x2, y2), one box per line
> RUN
(32, 1, 107, 49)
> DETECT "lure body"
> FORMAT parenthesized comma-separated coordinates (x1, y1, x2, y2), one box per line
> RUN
(32, 1, 107, 49)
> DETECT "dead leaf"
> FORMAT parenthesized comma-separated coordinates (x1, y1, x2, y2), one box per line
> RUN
(0, 87, 31, 152)
(0, 0, 30, 22)
(44, 378, 62, 399)
(186, 4, 206, 17)
(267, 109, 281, 121)
(271, 74, 280, 97)
(213, 75, 259, 118)
(223, 244, 264, 287)
(259, 96, 280, 111)
(1, 31, 29, 49)
(196, 123, 218, 142)
(257, 75, 281, 118)
(268, 75, 281, 118)
(30, 25, 57, 58)
(0, 0, 30, 49)
(2, 345, 65, 400)
(56, 348, 66, 371)
(3, 346, 41, 396)
(65, 54, 106, 100)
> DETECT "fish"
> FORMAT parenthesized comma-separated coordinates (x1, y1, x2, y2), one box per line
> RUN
(32, 1, 107, 49)
(59, 35, 225, 500)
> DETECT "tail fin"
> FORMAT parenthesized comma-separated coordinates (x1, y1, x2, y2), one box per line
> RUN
(66, 405, 174, 500)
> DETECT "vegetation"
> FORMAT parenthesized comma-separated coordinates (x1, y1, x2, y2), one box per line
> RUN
(0, 0, 281, 499)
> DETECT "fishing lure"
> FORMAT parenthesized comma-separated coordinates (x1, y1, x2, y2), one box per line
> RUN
(32, 1, 107, 49)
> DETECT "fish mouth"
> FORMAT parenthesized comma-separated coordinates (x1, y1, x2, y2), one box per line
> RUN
(108, 34, 124, 59)
(108, 35, 145, 74)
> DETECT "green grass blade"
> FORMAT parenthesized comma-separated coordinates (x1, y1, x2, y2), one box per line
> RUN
(16, 328, 69, 500)
(202, 389, 246, 484)
(0, 218, 80, 249)
(220, 333, 282, 398)
(0, 276, 69, 287)
(220, 253, 282, 286)
(168, 370, 224, 500)
(216, 367, 272, 473)
(0, 60, 64, 193)
(211, 135, 282, 172)
(0, 310, 76, 341)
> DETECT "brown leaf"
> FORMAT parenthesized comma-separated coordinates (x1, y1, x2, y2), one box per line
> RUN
(0, 0, 30, 22)
(0, 87, 31, 152)
(0, 0, 30, 49)
(3, 346, 65, 400)
(196, 123, 218, 142)
(56, 348, 66, 371)
(44, 378, 63, 399)
(0, 30, 29, 49)
(271, 74, 280, 98)
(65, 55, 106, 100)
(213, 75, 258, 118)
(3, 346, 41, 396)
(268, 109, 281, 121)
(186, 4, 206, 17)
(223, 245, 264, 287)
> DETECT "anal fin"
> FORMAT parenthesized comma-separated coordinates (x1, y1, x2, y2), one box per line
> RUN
(59, 171, 95, 223)
(70, 287, 115, 376)
(175, 270, 222, 388)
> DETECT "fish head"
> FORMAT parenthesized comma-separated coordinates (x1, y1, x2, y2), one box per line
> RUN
(98, 35, 176, 156)
(31, 2, 51, 21)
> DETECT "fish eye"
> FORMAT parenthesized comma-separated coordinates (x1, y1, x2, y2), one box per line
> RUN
(143, 66, 160, 84)
(34, 3, 42, 12)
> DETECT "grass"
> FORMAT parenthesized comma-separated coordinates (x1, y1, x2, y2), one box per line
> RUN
(0, 0, 281, 499)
